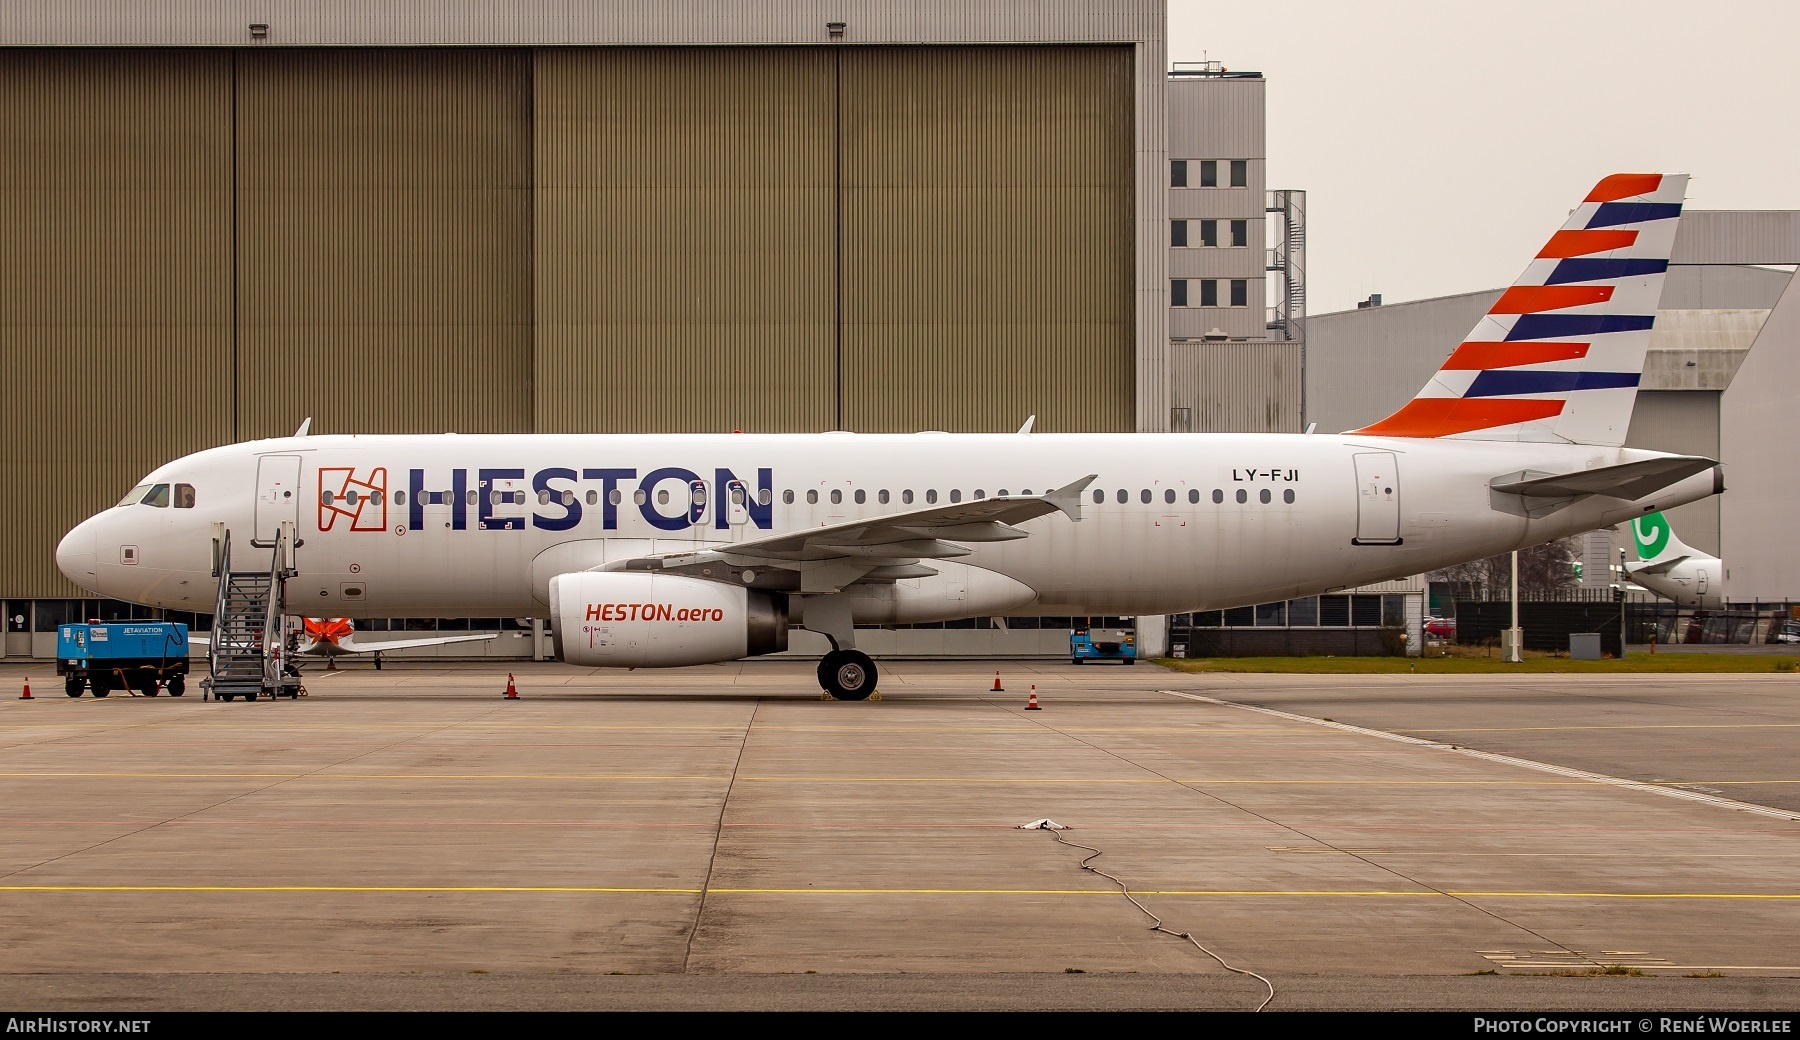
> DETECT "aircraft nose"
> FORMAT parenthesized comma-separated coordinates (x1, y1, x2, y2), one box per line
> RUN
(56, 518, 98, 591)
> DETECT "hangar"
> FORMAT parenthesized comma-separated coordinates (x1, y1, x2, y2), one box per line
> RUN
(1, 1, 1173, 659)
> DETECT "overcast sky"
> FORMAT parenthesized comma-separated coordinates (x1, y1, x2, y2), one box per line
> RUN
(1167, 0, 1800, 316)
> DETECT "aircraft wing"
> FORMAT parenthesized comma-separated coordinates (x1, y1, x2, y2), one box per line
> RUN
(328, 633, 501, 655)
(603, 474, 1097, 595)
(1491, 456, 1717, 501)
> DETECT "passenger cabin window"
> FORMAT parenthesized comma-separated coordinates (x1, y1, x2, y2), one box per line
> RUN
(758, 488, 771, 506)
(1092, 489, 1104, 504)
(830, 489, 842, 505)
(1140, 489, 1152, 504)
(586, 490, 598, 505)
(321, 490, 335, 506)
(807, 490, 818, 504)
(926, 490, 938, 504)
(1213, 489, 1224, 503)
(878, 490, 890, 504)
(1115, 489, 1127, 504)
(854, 490, 866, 504)
(1187, 489, 1199, 503)
(1236, 489, 1247, 503)
(902, 490, 914, 504)
(395, 491, 407, 505)
(610, 489, 623, 506)
(950, 490, 962, 503)
(141, 483, 170, 508)
(1284, 489, 1295, 504)
(1164, 489, 1176, 504)
(783, 490, 795, 504)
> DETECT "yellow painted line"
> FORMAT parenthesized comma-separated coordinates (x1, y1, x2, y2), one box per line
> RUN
(0, 772, 728, 781)
(0, 885, 1793, 900)
(10, 771, 1800, 787)
(1402, 724, 1800, 733)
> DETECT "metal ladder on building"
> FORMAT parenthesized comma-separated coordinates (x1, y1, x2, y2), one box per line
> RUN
(206, 525, 302, 702)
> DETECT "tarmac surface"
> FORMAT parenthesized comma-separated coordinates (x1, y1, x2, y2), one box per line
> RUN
(1, 659, 1797, 1012)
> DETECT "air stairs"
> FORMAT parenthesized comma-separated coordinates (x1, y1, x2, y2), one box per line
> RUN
(205, 524, 303, 702)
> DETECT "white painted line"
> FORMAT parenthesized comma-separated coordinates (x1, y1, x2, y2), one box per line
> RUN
(1162, 690, 1800, 824)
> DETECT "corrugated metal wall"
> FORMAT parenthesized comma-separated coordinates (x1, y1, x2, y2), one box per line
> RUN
(1168, 341, 1302, 432)
(842, 45, 1134, 433)
(533, 47, 838, 433)
(236, 48, 533, 438)
(6, 43, 1138, 595)
(0, 49, 234, 595)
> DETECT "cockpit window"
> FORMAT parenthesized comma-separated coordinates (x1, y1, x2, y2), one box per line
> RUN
(116, 484, 153, 508)
(174, 483, 196, 508)
(141, 483, 171, 508)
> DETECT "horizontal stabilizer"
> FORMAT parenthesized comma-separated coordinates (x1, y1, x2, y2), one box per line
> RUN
(1490, 456, 1717, 501)
(1626, 555, 1689, 577)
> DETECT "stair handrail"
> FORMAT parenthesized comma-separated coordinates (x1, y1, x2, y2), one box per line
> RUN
(210, 529, 231, 679)
(263, 528, 285, 689)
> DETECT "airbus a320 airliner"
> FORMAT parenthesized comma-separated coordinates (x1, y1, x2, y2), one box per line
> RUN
(58, 174, 1721, 699)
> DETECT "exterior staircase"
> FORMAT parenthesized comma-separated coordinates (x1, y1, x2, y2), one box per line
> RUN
(206, 527, 301, 701)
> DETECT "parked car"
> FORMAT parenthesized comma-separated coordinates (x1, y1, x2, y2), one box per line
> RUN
(1424, 616, 1456, 639)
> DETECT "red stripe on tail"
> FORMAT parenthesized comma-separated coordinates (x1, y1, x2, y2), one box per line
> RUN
(1584, 173, 1663, 203)
(1537, 229, 1638, 258)
(1490, 285, 1614, 314)
(1440, 341, 1590, 370)
(1351, 398, 1565, 438)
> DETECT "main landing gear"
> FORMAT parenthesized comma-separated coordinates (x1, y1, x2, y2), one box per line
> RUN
(818, 649, 878, 701)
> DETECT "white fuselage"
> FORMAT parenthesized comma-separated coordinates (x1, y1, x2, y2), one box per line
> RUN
(59, 432, 1720, 621)
(1625, 556, 1723, 610)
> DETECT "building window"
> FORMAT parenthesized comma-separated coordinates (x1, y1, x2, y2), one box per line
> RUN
(1170, 159, 1187, 187)
(1170, 279, 1188, 307)
(1230, 279, 1248, 307)
(1230, 159, 1247, 187)
(1199, 219, 1218, 247)
(1200, 279, 1219, 307)
(1200, 160, 1218, 187)
(1230, 219, 1247, 248)
(1170, 219, 1187, 247)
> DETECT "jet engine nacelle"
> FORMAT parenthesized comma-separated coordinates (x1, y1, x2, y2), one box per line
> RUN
(549, 571, 788, 667)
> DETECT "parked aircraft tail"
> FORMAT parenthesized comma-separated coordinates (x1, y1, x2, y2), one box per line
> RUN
(1629, 510, 1701, 568)
(1352, 173, 1687, 446)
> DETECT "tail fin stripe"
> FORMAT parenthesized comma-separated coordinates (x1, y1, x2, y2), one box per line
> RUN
(1537, 229, 1639, 258)
(1441, 341, 1589, 370)
(1587, 202, 1682, 228)
(1505, 314, 1654, 341)
(1354, 399, 1564, 438)
(1545, 258, 1669, 284)
(1464, 370, 1639, 398)
(1585, 173, 1665, 202)
(1490, 285, 1615, 313)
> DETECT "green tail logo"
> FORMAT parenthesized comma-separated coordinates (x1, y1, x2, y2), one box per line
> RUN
(1633, 512, 1671, 560)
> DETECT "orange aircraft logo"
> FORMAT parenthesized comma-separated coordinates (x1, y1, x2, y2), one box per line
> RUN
(318, 467, 389, 533)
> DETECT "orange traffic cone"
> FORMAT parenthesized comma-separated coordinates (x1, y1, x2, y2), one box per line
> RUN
(991, 671, 1005, 692)
(1025, 685, 1040, 710)
(504, 673, 519, 700)
(20, 678, 31, 700)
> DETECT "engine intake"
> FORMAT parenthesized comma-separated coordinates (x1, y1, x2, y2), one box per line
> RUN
(549, 571, 787, 667)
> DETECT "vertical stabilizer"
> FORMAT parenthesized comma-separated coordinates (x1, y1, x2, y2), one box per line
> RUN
(1352, 173, 1687, 445)
(1630, 511, 1699, 565)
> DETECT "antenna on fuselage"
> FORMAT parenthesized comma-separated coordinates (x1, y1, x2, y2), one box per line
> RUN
(1017, 415, 1036, 435)
(293, 417, 312, 437)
